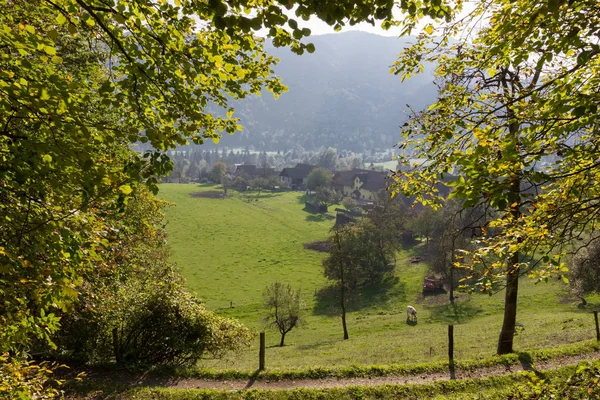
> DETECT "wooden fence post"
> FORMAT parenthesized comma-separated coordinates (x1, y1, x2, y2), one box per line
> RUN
(259, 332, 266, 371)
(594, 311, 599, 341)
(448, 325, 455, 379)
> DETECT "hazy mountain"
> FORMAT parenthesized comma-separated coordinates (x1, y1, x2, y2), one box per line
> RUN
(215, 31, 437, 153)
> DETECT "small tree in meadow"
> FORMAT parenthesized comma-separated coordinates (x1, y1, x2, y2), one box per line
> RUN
(211, 161, 228, 183)
(315, 187, 336, 207)
(251, 177, 269, 195)
(221, 175, 233, 196)
(263, 282, 304, 347)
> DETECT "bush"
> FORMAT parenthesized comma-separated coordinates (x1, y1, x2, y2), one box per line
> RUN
(0, 354, 63, 399)
(515, 361, 600, 399)
(56, 266, 253, 366)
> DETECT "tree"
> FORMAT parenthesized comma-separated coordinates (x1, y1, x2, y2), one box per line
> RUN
(221, 175, 234, 196)
(569, 237, 600, 305)
(428, 200, 489, 302)
(306, 168, 333, 192)
(323, 228, 352, 340)
(407, 206, 443, 247)
(315, 187, 337, 207)
(323, 220, 397, 339)
(263, 282, 304, 347)
(211, 162, 228, 184)
(0, 0, 459, 380)
(342, 198, 361, 213)
(312, 148, 338, 170)
(391, 0, 600, 354)
(250, 176, 269, 196)
(186, 162, 200, 182)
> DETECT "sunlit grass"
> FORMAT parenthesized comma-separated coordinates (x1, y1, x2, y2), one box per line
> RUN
(158, 183, 599, 371)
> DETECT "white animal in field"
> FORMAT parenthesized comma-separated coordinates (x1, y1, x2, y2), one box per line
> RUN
(406, 305, 417, 322)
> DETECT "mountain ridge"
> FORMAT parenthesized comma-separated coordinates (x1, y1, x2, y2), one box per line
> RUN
(214, 31, 437, 152)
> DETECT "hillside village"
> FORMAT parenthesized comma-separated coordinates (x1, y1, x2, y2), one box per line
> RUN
(233, 162, 391, 204)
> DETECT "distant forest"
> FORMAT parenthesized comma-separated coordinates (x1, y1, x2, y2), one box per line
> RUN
(142, 32, 437, 155)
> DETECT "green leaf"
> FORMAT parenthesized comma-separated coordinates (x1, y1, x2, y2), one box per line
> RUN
(119, 184, 133, 195)
(43, 45, 56, 55)
(56, 13, 67, 25)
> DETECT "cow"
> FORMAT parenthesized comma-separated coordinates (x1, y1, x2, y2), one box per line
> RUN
(406, 305, 417, 322)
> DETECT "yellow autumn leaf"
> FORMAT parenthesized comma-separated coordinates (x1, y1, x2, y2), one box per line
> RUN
(119, 184, 133, 195)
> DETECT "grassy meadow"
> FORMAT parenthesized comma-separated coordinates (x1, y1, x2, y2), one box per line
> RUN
(158, 183, 599, 371)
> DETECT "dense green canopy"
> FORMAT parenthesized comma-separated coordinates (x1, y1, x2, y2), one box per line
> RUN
(391, 0, 600, 353)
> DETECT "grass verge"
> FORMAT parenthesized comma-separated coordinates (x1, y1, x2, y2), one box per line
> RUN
(95, 359, 600, 399)
(70, 340, 599, 382)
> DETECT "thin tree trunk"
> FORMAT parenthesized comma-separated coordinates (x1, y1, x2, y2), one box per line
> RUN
(497, 70, 522, 355)
(497, 254, 520, 354)
(449, 247, 455, 303)
(280, 331, 286, 347)
(335, 230, 350, 340)
(341, 283, 349, 340)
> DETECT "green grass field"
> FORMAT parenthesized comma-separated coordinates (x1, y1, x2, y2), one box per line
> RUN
(158, 184, 599, 371)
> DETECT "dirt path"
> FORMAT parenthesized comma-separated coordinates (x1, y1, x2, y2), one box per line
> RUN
(70, 351, 600, 394)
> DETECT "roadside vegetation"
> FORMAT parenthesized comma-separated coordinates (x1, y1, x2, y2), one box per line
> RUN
(66, 358, 600, 399)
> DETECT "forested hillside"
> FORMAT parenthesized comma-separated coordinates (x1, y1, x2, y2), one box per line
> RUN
(201, 32, 436, 153)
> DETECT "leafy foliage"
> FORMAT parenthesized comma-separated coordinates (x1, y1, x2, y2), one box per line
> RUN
(0, 354, 64, 400)
(390, 0, 600, 353)
(51, 190, 252, 366)
(569, 238, 600, 300)
(306, 168, 333, 192)
(324, 220, 396, 289)
(211, 162, 228, 184)
(263, 282, 305, 347)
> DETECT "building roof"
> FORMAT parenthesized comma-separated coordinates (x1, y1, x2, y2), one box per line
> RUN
(235, 164, 257, 176)
(333, 168, 389, 192)
(333, 168, 372, 187)
(355, 170, 388, 191)
(280, 163, 317, 179)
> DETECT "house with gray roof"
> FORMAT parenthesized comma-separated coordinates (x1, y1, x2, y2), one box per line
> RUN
(279, 163, 317, 190)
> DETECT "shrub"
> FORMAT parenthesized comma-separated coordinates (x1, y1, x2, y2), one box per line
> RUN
(0, 354, 63, 399)
(56, 266, 253, 366)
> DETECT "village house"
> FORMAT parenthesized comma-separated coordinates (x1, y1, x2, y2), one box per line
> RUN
(234, 164, 257, 178)
(332, 168, 389, 203)
(279, 163, 317, 190)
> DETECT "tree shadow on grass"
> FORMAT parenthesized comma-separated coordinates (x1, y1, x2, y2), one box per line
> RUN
(306, 214, 334, 222)
(312, 276, 406, 316)
(517, 352, 534, 371)
(427, 298, 484, 324)
(60, 366, 192, 399)
(296, 339, 342, 351)
(572, 302, 600, 313)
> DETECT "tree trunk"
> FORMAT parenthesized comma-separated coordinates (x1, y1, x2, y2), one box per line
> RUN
(497, 258, 520, 354)
(449, 243, 455, 303)
(497, 142, 521, 355)
(496, 72, 523, 355)
(341, 284, 349, 340)
(279, 331, 286, 347)
(497, 179, 522, 355)
(449, 265, 455, 303)
(335, 230, 350, 340)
